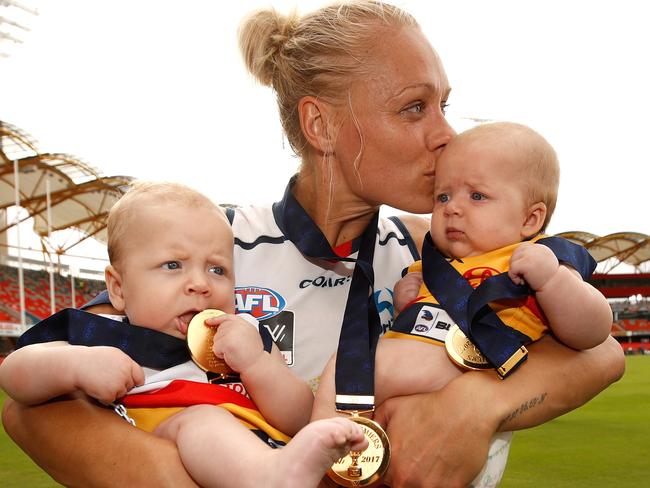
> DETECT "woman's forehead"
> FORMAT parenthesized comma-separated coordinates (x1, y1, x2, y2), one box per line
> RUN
(359, 26, 449, 100)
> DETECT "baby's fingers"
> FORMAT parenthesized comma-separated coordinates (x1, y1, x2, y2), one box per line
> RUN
(131, 362, 145, 388)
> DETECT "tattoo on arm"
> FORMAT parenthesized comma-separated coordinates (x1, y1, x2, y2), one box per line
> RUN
(501, 392, 548, 427)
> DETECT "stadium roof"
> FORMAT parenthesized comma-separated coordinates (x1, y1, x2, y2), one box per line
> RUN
(0, 120, 133, 253)
(0, 119, 649, 272)
(557, 231, 650, 273)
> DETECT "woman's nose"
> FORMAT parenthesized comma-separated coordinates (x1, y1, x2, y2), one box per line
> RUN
(426, 113, 456, 160)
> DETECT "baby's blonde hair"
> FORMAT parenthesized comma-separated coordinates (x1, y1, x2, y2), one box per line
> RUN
(107, 181, 226, 266)
(455, 122, 560, 232)
(238, 0, 418, 159)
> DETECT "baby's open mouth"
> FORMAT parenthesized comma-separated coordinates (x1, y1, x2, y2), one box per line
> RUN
(178, 311, 200, 335)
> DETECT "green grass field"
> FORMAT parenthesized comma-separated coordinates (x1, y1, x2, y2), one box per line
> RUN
(500, 355, 650, 487)
(1, 356, 648, 487)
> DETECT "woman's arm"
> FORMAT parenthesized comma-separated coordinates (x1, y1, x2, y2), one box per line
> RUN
(374, 334, 625, 487)
(2, 394, 199, 488)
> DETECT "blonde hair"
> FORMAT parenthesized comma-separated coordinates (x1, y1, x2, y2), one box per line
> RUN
(238, 0, 418, 158)
(107, 181, 226, 266)
(456, 122, 560, 232)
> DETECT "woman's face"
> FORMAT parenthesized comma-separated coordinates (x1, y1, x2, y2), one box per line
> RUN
(333, 26, 455, 214)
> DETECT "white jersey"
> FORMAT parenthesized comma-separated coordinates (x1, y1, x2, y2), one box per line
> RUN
(229, 204, 418, 388)
(230, 202, 511, 488)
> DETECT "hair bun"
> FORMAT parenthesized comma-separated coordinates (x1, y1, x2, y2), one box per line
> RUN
(238, 8, 299, 87)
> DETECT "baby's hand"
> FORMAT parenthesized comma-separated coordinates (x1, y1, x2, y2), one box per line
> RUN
(393, 271, 423, 313)
(208, 314, 264, 374)
(508, 242, 559, 291)
(74, 346, 144, 404)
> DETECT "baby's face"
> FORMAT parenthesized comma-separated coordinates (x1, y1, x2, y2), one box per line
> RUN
(430, 138, 531, 259)
(115, 202, 234, 338)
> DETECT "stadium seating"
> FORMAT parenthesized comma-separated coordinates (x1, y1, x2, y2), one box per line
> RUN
(618, 341, 649, 354)
(0, 264, 105, 324)
(617, 318, 650, 331)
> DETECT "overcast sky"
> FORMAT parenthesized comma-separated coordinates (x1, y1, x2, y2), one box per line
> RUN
(1, 0, 649, 267)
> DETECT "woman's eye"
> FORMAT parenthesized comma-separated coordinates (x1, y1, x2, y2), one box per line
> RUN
(403, 102, 424, 114)
(470, 192, 486, 201)
(436, 193, 449, 203)
(162, 261, 181, 270)
(208, 265, 224, 276)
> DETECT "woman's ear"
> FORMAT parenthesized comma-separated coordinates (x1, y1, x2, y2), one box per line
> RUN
(104, 265, 126, 313)
(521, 202, 547, 239)
(298, 95, 334, 154)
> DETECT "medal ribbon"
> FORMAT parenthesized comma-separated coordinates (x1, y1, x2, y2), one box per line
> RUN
(16, 308, 190, 369)
(422, 233, 596, 378)
(273, 181, 381, 411)
(78, 291, 275, 356)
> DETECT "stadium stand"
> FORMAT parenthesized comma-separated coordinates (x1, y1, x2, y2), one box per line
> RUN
(610, 299, 650, 355)
(0, 263, 104, 321)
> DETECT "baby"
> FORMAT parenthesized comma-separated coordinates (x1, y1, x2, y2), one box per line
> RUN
(0, 181, 366, 488)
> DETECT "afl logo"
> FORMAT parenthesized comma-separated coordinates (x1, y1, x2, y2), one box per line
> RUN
(463, 267, 500, 288)
(235, 286, 286, 321)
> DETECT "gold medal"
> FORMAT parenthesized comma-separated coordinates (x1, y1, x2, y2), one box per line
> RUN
(444, 324, 492, 371)
(327, 413, 391, 487)
(186, 309, 236, 377)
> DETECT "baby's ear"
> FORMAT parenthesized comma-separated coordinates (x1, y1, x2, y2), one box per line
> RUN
(521, 202, 547, 239)
(104, 265, 126, 312)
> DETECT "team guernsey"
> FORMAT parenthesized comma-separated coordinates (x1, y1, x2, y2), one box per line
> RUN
(122, 359, 290, 446)
(228, 199, 419, 390)
(385, 238, 549, 346)
(15, 309, 290, 446)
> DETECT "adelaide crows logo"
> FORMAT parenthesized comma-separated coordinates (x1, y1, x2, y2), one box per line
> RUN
(420, 309, 434, 321)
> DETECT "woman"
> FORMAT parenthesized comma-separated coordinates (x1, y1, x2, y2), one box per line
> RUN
(2, 2, 624, 486)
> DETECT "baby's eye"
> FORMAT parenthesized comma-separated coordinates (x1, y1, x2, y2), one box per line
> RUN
(436, 193, 449, 203)
(162, 261, 181, 270)
(470, 192, 486, 201)
(208, 265, 224, 276)
(440, 101, 450, 115)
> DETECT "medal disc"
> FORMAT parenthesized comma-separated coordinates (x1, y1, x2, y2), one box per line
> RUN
(444, 324, 492, 371)
(327, 415, 391, 487)
(186, 309, 235, 376)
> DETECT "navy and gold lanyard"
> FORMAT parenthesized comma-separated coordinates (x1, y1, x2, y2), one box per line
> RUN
(273, 181, 381, 411)
(421, 233, 597, 378)
(16, 308, 273, 370)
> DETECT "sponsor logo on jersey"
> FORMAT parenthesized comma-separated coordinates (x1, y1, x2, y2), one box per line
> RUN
(410, 305, 453, 341)
(374, 288, 395, 333)
(299, 275, 352, 289)
(221, 381, 250, 399)
(235, 286, 286, 321)
(258, 311, 295, 366)
(463, 266, 501, 288)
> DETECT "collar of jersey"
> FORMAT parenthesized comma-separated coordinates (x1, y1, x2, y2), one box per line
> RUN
(272, 176, 361, 258)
